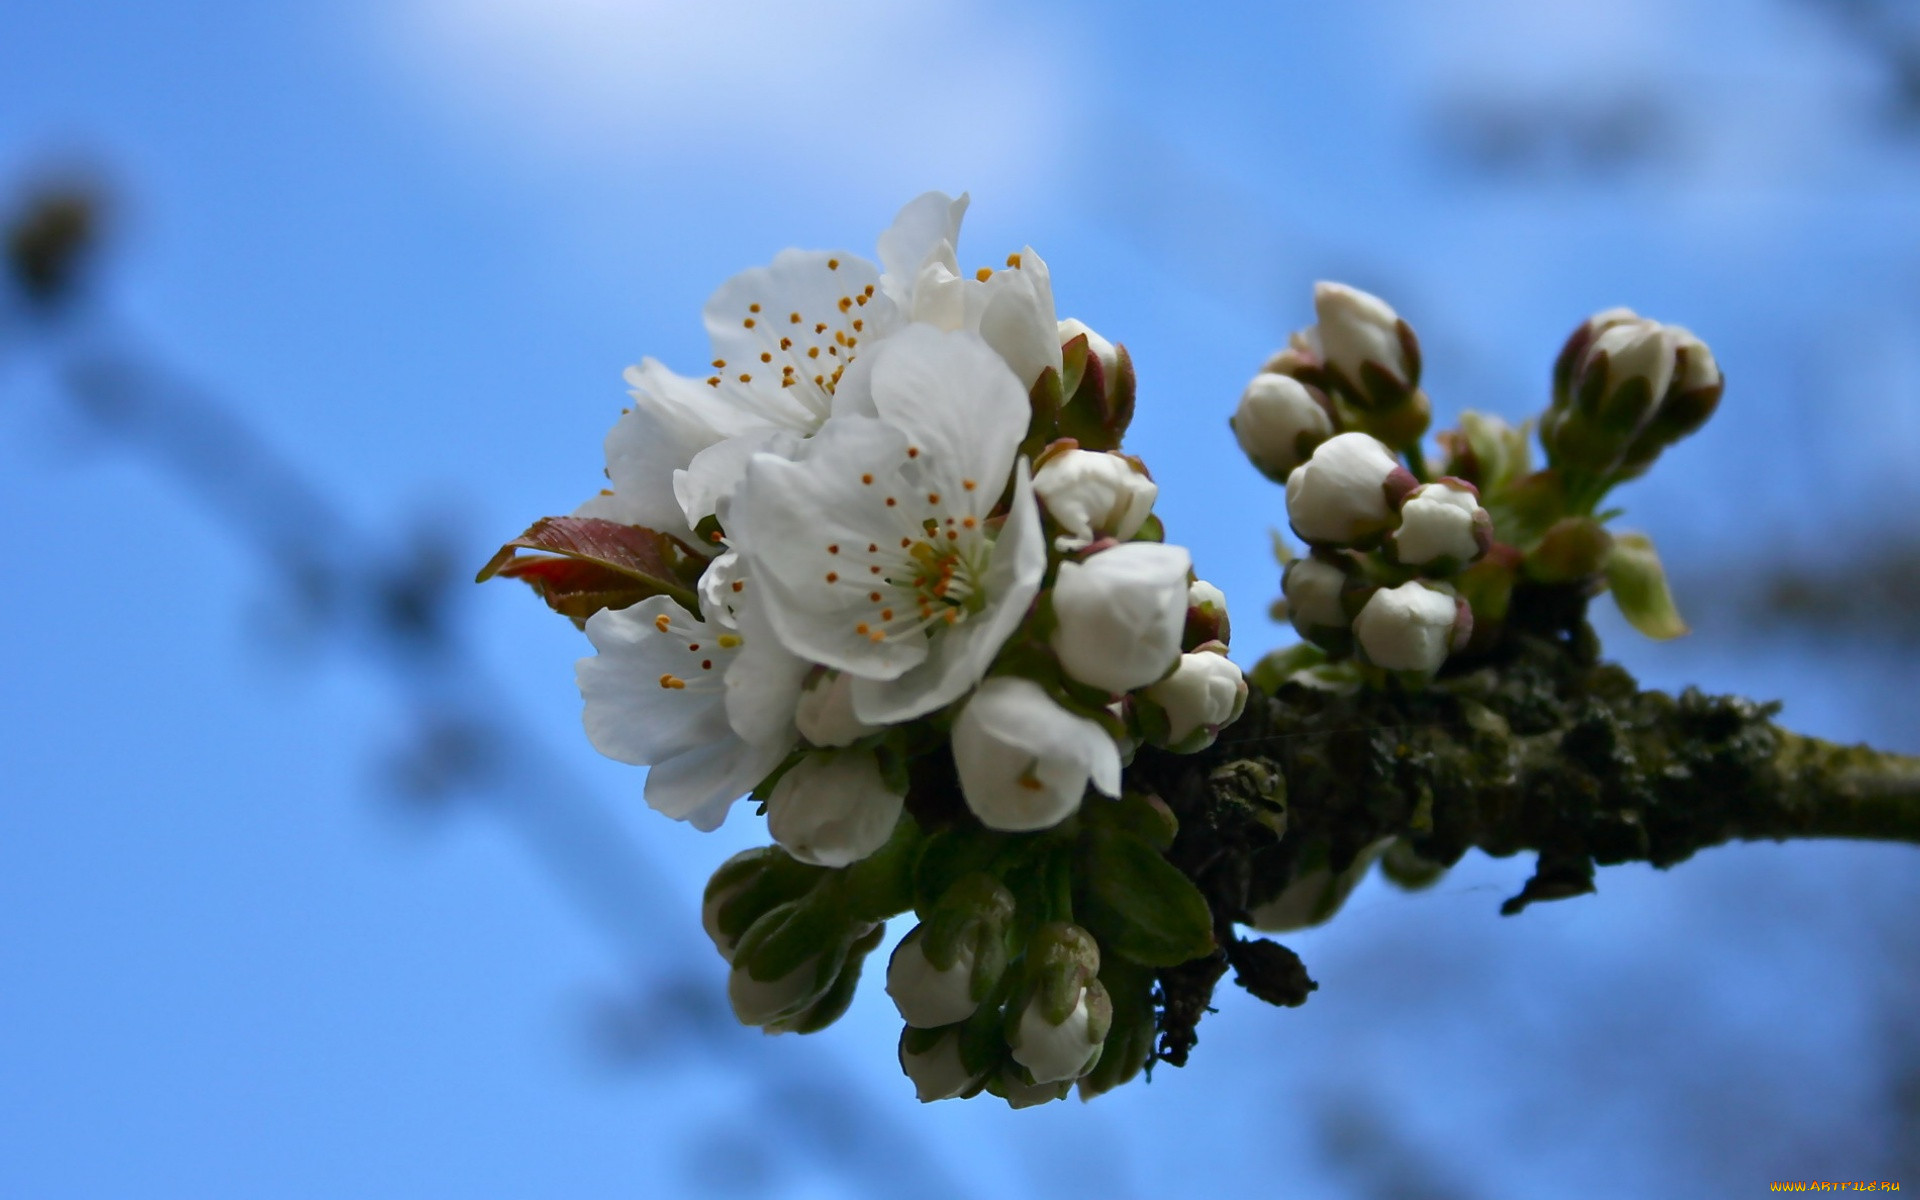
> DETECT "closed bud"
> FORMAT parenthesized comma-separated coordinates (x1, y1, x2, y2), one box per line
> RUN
(1050, 542, 1191, 692)
(1314, 282, 1415, 394)
(1231, 372, 1334, 482)
(886, 926, 982, 1028)
(1281, 554, 1357, 647)
(1437, 411, 1532, 493)
(727, 900, 859, 1027)
(1032, 448, 1158, 551)
(1285, 432, 1408, 546)
(1009, 923, 1111, 1085)
(953, 677, 1122, 832)
(1185, 577, 1231, 649)
(765, 749, 905, 869)
(701, 846, 822, 964)
(899, 1027, 987, 1103)
(1352, 580, 1462, 675)
(794, 669, 885, 748)
(1141, 645, 1248, 752)
(1057, 317, 1117, 383)
(1390, 479, 1492, 571)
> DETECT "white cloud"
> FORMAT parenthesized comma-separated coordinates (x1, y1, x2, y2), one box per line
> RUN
(379, 0, 1079, 206)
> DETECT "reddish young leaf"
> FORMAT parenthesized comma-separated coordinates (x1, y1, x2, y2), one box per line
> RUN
(478, 516, 702, 619)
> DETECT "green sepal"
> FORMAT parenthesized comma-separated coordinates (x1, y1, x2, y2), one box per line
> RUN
(1131, 511, 1165, 543)
(765, 922, 884, 1035)
(1075, 829, 1214, 968)
(1021, 365, 1063, 464)
(1605, 530, 1689, 640)
(1249, 641, 1327, 695)
(1379, 838, 1448, 891)
(1080, 789, 1179, 852)
(1524, 516, 1614, 583)
(838, 813, 922, 923)
(708, 847, 826, 951)
(733, 894, 850, 985)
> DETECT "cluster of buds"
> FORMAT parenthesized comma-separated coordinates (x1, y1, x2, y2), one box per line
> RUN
(1279, 431, 1486, 679)
(485, 192, 1246, 1104)
(1246, 289, 1720, 687)
(1541, 308, 1724, 502)
(1231, 282, 1429, 480)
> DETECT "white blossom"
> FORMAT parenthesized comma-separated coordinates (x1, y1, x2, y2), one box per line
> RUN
(1285, 431, 1403, 545)
(875, 191, 1061, 389)
(1232, 372, 1332, 481)
(885, 928, 979, 1029)
(764, 750, 904, 868)
(1391, 481, 1488, 567)
(1049, 542, 1192, 694)
(1144, 649, 1248, 745)
(731, 324, 1047, 726)
(1313, 282, 1408, 387)
(1011, 987, 1100, 1084)
(579, 248, 904, 546)
(1353, 581, 1461, 673)
(952, 677, 1121, 832)
(900, 1030, 980, 1103)
(576, 595, 805, 830)
(1032, 449, 1157, 551)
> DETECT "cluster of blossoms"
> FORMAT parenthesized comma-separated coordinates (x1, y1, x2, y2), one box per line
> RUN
(485, 194, 1244, 1104)
(1236, 283, 1724, 692)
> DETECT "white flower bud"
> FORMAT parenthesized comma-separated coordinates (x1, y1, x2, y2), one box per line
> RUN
(886, 928, 979, 1029)
(1667, 325, 1720, 393)
(1057, 317, 1118, 381)
(1187, 577, 1230, 645)
(1391, 481, 1488, 567)
(952, 677, 1121, 832)
(1232, 372, 1333, 481)
(794, 670, 883, 748)
(1313, 282, 1408, 387)
(1011, 987, 1100, 1084)
(1282, 556, 1350, 636)
(1032, 449, 1158, 551)
(1353, 581, 1460, 673)
(1049, 542, 1191, 693)
(900, 1029, 981, 1103)
(1144, 649, 1248, 745)
(764, 750, 904, 869)
(1585, 318, 1676, 402)
(1285, 432, 1404, 545)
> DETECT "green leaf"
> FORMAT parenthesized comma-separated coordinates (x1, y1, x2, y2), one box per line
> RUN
(1076, 829, 1214, 967)
(478, 516, 703, 617)
(1605, 530, 1689, 640)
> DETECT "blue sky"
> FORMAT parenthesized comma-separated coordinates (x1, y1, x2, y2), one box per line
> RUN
(4, 1, 1918, 1196)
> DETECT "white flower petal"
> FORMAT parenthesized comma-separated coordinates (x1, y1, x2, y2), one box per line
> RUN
(952, 677, 1120, 832)
(1012, 988, 1096, 1084)
(722, 596, 809, 749)
(849, 460, 1045, 725)
(975, 246, 1060, 388)
(674, 428, 806, 532)
(576, 597, 735, 765)
(878, 191, 969, 307)
(886, 930, 978, 1029)
(643, 733, 788, 832)
(730, 416, 931, 679)
(865, 324, 1029, 507)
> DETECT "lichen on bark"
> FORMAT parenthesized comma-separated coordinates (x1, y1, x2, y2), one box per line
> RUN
(1126, 581, 1920, 1068)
